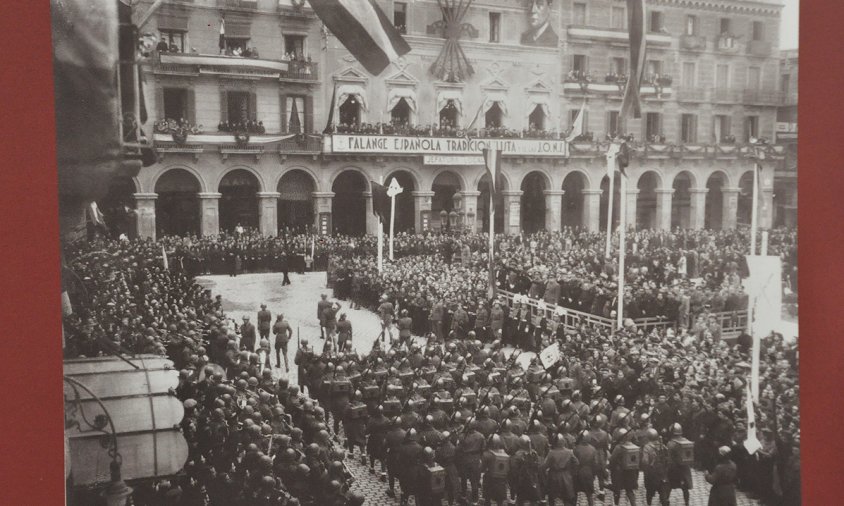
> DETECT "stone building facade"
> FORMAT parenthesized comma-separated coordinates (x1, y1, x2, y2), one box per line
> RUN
(116, 0, 789, 240)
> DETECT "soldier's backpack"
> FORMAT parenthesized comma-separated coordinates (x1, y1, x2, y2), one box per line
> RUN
(421, 464, 446, 495)
(488, 450, 511, 479)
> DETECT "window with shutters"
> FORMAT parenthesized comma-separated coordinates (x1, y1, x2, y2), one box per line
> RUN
(715, 64, 729, 89)
(611, 57, 626, 75)
(611, 6, 626, 30)
(752, 21, 765, 41)
(713, 114, 732, 142)
(682, 62, 696, 88)
(286, 96, 306, 133)
(645, 112, 662, 139)
(163, 88, 188, 121)
(685, 15, 698, 36)
(283, 35, 306, 59)
(780, 74, 790, 94)
(573, 3, 587, 25)
(225, 91, 255, 126)
(680, 114, 698, 143)
(572, 54, 587, 73)
(607, 111, 623, 137)
(747, 67, 761, 91)
(489, 12, 500, 42)
(745, 116, 759, 140)
(158, 30, 186, 53)
(394, 2, 408, 34)
(649, 11, 664, 33)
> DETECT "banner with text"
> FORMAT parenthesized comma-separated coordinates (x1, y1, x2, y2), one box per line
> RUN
(331, 135, 568, 157)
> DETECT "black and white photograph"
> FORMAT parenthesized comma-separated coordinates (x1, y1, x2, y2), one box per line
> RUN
(55, 0, 800, 505)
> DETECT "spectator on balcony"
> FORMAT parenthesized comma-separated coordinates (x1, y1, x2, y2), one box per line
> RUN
(156, 39, 169, 52)
(169, 43, 180, 53)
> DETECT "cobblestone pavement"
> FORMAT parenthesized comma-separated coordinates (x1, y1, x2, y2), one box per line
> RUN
(196, 272, 762, 506)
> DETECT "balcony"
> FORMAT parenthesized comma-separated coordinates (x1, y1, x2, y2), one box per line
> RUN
(562, 71, 672, 99)
(566, 25, 671, 46)
(279, 135, 322, 157)
(218, 0, 258, 11)
(680, 34, 706, 51)
(715, 34, 740, 53)
(153, 52, 318, 82)
(277, 0, 316, 18)
(675, 87, 708, 102)
(711, 88, 742, 103)
(742, 89, 784, 105)
(747, 40, 773, 57)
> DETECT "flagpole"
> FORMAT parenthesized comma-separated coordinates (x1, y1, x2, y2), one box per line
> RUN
(377, 220, 383, 273)
(489, 191, 495, 299)
(617, 162, 626, 329)
(749, 162, 759, 256)
(605, 154, 615, 259)
(389, 191, 396, 261)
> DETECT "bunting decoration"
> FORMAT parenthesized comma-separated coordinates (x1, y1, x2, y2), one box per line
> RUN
(429, 0, 478, 82)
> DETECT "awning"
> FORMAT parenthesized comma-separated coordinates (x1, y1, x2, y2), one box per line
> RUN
(387, 87, 417, 112)
(436, 89, 463, 115)
(482, 90, 508, 116)
(337, 84, 368, 111)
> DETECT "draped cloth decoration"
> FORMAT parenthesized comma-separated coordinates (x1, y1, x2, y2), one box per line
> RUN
(429, 0, 476, 82)
(526, 96, 551, 124)
(387, 87, 418, 113)
(482, 90, 508, 117)
(436, 89, 463, 117)
(337, 84, 368, 111)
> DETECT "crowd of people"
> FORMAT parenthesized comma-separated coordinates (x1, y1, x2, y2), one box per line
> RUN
(333, 120, 564, 140)
(218, 120, 267, 134)
(62, 232, 800, 505)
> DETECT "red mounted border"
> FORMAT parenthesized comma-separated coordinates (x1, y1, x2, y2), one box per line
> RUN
(0, 0, 844, 503)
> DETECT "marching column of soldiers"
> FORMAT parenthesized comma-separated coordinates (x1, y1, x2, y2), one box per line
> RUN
(292, 335, 701, 506)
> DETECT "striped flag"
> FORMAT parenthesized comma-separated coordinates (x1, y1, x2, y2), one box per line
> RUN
(87, 201, 106, 228)
(219, 18, 226, 51)
(370, 180, 390, 222)
(309, 0, 411, 75)
(565, 101, 587, 142)
(482, 148, 503, 194)
(620, 0, 647, 120)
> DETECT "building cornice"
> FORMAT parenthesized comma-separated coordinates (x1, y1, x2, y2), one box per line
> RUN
(648, 0, 784, 17)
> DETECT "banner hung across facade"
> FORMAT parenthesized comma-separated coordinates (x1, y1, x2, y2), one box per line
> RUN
(330, 135, 568, 156)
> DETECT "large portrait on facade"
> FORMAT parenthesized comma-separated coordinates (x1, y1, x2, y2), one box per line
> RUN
(521, 0, 558, 47)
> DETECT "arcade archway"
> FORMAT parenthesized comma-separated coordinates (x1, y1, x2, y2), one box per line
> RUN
(219, 169, 260, 233)
(671, 171, 694, 229)
(636, 171, 660, 229)
(705, 172, 728, 230)
(155, 169, 200, 237)
(432, 171, 463, 230)
(277, 170, 315, 234)
(332, 170, 367, 236)
(383, 170, 416, 233)
(561, 171, 587, 229)
(521, 172, 548, 234)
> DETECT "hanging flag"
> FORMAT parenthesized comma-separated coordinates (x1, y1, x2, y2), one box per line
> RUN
(744, 383, 762, 454)
(620, 0, 647, 120)
(370, 180, 390, 223)
(161, 245, 169, 270)
(219, 18, 226, 51)
(464, 101, 485, 134)
(308, 0, 411, 75)
(565, 101, 587, 142)
(323, 84, 337, 134)
(482, 148, 503, 194)
(87, 201, 106, 228)
(617, 140, 631, 178)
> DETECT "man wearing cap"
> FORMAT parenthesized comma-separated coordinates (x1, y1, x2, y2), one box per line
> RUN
(273, 314, 292, 371)
(377, 295, 395, 343)
(239, 315, 256, 352)
(317, 294, 332, 340)
(257, 304, 272, 340)
(705, 446, 738, 506)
